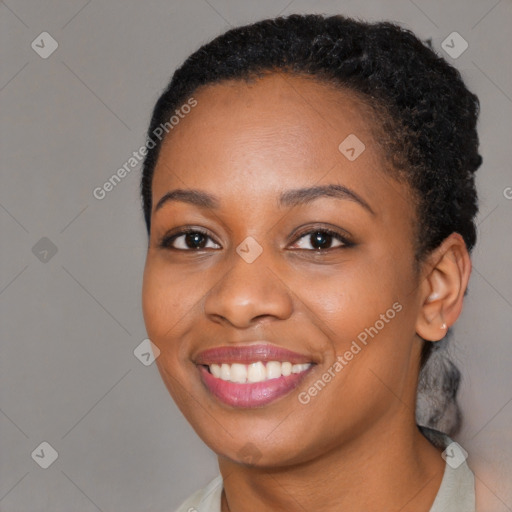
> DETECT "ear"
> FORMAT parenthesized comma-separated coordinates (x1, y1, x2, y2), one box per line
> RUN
(416, 233, 472, 342)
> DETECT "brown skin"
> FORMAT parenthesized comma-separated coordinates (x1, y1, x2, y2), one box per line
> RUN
(142, 74, 471, 511)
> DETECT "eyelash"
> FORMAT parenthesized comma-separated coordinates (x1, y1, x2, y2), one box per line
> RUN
(158, 226, 354, 252)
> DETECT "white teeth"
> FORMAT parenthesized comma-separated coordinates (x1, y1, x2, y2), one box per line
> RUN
(207, 361, 311, 383)
(266, 361, 282, 379)
(247, 362, 266, 383)
(281, 362, 292, 377)
(230, 363, 247, 383)
(292, 363, 310, 374)
(210, 363, 221, 378)
(220, 363, 231, 381)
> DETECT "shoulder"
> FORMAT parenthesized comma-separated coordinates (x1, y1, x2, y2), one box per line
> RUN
(420, 426, 475, 512)
(430, 463, 475, 512)
(174, 476, 223, 512)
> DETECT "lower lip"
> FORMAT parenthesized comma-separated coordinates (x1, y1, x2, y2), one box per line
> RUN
(198, 365, 313, 408)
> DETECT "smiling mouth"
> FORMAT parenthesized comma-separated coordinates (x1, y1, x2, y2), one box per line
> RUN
(195, 343, 315, 407)
(204, 361, 312, 384)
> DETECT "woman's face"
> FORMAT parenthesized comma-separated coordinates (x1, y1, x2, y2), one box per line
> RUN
(142, 74, 425, 466)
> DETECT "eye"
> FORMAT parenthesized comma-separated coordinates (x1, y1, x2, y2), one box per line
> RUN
(160, 229, 221, 251)
(289, 228, 351, 251)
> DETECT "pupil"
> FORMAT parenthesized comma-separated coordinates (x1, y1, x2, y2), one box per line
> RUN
(185, 232, 206, 249)
(311, 231, 332, 249)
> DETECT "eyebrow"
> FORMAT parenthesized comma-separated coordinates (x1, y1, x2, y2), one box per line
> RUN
(155, 189, 219, 211)
(154, 184, 374, 215)
(278, 184, 374, 214)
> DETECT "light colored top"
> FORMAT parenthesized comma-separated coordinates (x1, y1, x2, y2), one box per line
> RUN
(175, 428, 475, 512)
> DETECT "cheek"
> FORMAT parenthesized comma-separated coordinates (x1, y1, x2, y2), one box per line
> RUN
(142, 258, 204, 406)
(287, 267, 414, 434)
(294, 255, 416, 386)
(142, 257, 201, 344)
(297, 261, 401, 337)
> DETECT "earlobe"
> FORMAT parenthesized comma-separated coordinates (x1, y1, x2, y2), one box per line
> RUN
(415, 233, 472, 342)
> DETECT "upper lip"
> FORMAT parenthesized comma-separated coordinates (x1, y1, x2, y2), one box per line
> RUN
(195, 343, 314, 365)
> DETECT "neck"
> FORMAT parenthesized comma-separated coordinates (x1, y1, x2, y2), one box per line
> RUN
(219, 415, 445, 512)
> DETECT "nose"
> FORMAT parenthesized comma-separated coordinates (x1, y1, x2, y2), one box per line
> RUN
(203, 247, 293, 329)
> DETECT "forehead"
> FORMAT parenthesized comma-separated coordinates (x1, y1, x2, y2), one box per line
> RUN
(159, 73, 379, 165)
(152, 73, 413, 218)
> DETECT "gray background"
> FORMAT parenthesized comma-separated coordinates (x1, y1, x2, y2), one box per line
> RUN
(1, 1, 511, 511)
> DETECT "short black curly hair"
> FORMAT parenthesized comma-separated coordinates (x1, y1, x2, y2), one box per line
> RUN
(141, 14, 481, 259)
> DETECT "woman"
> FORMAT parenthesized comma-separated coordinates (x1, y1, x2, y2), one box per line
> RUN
(140, 14, 480, 511)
